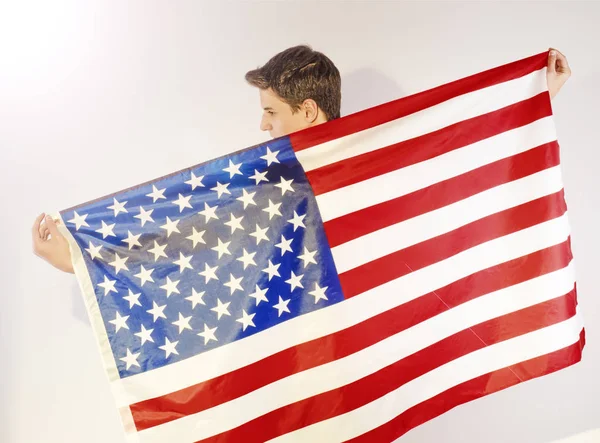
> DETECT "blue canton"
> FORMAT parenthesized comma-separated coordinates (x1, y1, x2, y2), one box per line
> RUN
(61, 137, 344, 378)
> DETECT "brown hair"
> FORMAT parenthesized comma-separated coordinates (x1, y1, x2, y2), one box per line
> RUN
(245, 45, 341, 121)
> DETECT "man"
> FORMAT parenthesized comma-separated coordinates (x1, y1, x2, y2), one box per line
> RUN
(32, 45, 571, 272)
(245, 45, 341, 139)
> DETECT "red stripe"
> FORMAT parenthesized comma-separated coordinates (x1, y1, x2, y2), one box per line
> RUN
(435, 242, 574, 310)
(308, 93, 552, 196)
(325, 140, 559, 248)
(289, 52, 549, 152)
(196, 292, 578, 443)
(130, 238, 571, 431)
(345, 329, 585, 443)
(339, 190, 567, 298)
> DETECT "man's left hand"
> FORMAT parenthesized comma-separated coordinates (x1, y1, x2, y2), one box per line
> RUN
(547, 48, 571, 99)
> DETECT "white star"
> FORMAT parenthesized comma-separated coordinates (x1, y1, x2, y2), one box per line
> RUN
(236, 309, 256, 331)
(147, 301, 167, 322)
(224, 213, 244, 234)
(186, 227, 206, 248)
(275, 235, 293, 256)
(223, 159, 243, 178)
(199, 263, 219, 283)
(237, 248, 256, 269)
(249, 224, 269, 244)
(211, 298, 231, 320)
(223, 273, 243, 295)
(273, 296, 291, 317)
(262, 260, 281, 281)
(97, 275, 117, 295)
(198, 202, 219, 222)
(108, 253, 129, 274)
(211, 238, 231, 259)
(123, 289, 142, 308)
(134, 206, 154, 227)
(236, 189, 257, 209)
(159, 337, 179, 358)
(172, 313, 193, 334)
(249, 169, 269, 185)
(109, 311, 129, 332)
(198, 324, 218, 345)
(107, 198, 128, 217)
(120, 348, 140, 370)
(85, 241, 103, 260)
(261, 147, 280, 166)
(249, 285, 269, 306)
(262, 199, 282, 220)
(287, 211, 306, 231)
(286, 271, 304, 291)
(186, 288, 205, 308)
(172, 193, 193, 212)
(173, 252, 193, 272)
(160, 216, 180, 237)
(135, 325, 154, 345)
(146, 185, 166, 203)
(68, 211, 89, 230)
(148, 240, 168, 261)
(95, 221, 116, 239)
(211, 181, 231, 198)
(275, 177, 295, 196)
(298, 247, 318, 268)
(309, 282, 329, 303)
(122, 230, 142, 250)
(160, 276, 180, 298)
(185, 171, 205, 190)
(135, 265, 154, 286)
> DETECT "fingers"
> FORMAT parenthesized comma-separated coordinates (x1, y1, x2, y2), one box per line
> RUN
(547, 49, 557, 74)
(41, 226, 50, 240)
(45, 215, 62, 238)
(548, 48, 571, 75)
(32, 213, 45, 240)
(38, 218, 47, 238)
(555, 51, 570, 74)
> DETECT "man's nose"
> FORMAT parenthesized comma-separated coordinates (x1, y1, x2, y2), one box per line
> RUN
(260, 117, 272, 132)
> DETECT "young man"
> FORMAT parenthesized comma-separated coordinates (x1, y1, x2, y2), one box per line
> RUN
(32, 45, 571, 273)
(244, 45, 342, 139)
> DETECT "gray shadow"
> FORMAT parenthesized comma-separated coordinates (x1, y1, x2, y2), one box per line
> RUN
(71, 281, 91, 326)
(341, 67, 406, 117)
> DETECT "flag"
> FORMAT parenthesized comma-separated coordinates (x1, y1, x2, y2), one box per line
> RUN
(57, 51, 584, 443)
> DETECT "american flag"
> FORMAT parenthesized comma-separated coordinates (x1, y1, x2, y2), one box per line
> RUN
(59, 51, 584, 443)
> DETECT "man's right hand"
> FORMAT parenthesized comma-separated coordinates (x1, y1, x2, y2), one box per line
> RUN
(32, 213, 75, 274)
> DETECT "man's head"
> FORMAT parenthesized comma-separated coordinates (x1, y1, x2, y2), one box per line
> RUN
(245, 45, 341, 138)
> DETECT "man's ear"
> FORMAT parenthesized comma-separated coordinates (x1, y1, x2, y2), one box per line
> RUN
(302, 99, 320, 123)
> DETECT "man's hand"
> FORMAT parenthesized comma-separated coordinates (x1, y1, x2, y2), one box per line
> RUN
(547, 48, 571, 100)
(32, 213, 74, 274)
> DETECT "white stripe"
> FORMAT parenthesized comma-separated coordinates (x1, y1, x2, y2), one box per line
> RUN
(296, 68, 548, 172)
(111, 214, 571, 407)
(332, 165, 563, 274)
(136, 263, 576, 443)
(316, 117, 556, 222)
(270, 313, 584, 442)
(56, 213, 141, 442)
(56, 213, 120, 381)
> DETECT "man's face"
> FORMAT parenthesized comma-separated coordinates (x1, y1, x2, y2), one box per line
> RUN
(258, 88, 312, 139)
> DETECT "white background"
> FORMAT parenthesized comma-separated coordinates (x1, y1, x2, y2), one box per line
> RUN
(1, 1, 598, 442)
